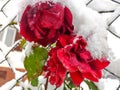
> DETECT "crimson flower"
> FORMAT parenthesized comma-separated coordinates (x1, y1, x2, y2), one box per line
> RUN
(44, 48, 67, 87)
(44, 35, 110, 87)
(20, 1, 74, 46)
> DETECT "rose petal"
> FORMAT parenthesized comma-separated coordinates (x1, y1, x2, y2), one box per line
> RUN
(58, 35, 74, 47)
(45, 48, 67, 87)
(83, 72, 98, 82)
(70, 71, 84, 86)
(20, 5, 36, 41)
(20, 2, 74, 46)
(79, 50, 92, 62)
(94, 70, 102, 78)
(57, 48, 79, 72)
(64, 7, 73, 27)
(90, 59, 110, 70)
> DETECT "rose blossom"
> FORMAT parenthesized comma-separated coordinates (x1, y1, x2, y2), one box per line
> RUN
(20, 1, 74, 46)
(44, 48, 67, 87)
(44, 35, 110, 87)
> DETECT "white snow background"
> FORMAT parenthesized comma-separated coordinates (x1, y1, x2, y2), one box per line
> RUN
(0, 0, 120, 90)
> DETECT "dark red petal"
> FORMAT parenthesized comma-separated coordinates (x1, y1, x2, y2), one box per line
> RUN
(55, 76, 62, 87)
(20, 5, 36, 42)
(64, 7, 73, 27)
(58, 35, 74, 47)
(49, 75, 56, 85)
(40, 3, 64, 29)
(90, 59, 110, 70)
(45, 48, 67, 87)
(77, 62, 93, 73)
(48, 29, 57, 38)
(40, 2, 51, 9)
(56, 66, 67, 87)
(77, 36, 87, 49)
(57, 48, 79, 72)
(57, 47, 94, 73)
(70, 71, 84, 86)
(83, 72, 98, 82)
(94, 70, 102, 78)
(20, 1, 74, 47)
(79, 51, 92, 62)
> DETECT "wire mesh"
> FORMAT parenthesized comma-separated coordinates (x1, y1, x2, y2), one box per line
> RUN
(0, 0, 120, 89)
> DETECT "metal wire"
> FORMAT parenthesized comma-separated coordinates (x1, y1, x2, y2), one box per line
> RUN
(0, 0, 120, 89)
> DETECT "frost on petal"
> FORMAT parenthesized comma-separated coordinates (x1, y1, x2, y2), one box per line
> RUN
(62, 0, 110, 59)
(20, 1, 74, 46)
(20, 5, 37, 42)
(57, 48, 78, 72)
(75, 7, 109, 59)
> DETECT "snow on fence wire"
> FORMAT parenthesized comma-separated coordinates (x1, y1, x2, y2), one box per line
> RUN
(0, 0, 120, 90)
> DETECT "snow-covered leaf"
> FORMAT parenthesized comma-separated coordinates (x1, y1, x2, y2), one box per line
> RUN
(24, 47, 48, 81)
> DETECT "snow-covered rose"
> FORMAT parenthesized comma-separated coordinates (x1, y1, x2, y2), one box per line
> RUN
(44, 35, 110, 87)
(20, 1, 74, 46)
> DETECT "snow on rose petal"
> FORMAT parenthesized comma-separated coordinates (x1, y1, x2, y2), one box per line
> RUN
(20, 1, 74, 46)
(57, 48, 79, 72)
(44, 32, 110, 87)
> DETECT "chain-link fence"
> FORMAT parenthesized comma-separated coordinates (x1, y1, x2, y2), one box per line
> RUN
(0, 0, 120, 90)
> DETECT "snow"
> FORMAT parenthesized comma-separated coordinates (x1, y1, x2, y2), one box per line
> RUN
(107, 7, 120, 26)
(107, 26, 120, 60)
(0, 51, 24, 68)
(15, 71, 27, 80)
(0, 0, 120, 90)
(61, 0, 110, 59)
(0, 40, 25, 68)
(23, 41, 34, 57)
(0, 12, 8, 25)
(80, 81, 89, 90)
(111, 17, 120, 35)
(19, 76, 46, 90)
(88, 0, 119, 12)
(0, 51, 5, 62)
(0, 79, 16, 90)
(95, 78, 120, 90)
(107, 59, 120, 76)
(12, 86, 22, 90)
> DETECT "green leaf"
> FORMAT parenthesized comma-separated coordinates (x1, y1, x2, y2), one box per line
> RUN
(84, 80, 99, 90)
(20, 39, 26, 49)
(63, 78, 75, 90)
(69, 81, 75, 88)
(28, 88, 31, 90)
(24, 47, 48, 81)
(31, 78, 38, 86)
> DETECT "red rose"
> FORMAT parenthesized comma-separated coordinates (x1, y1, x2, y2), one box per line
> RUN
(20, 1, 74, 46)
(57, 35, 110, 86)
(44, 48, 67, 87)
(45, 35, 110, 87)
